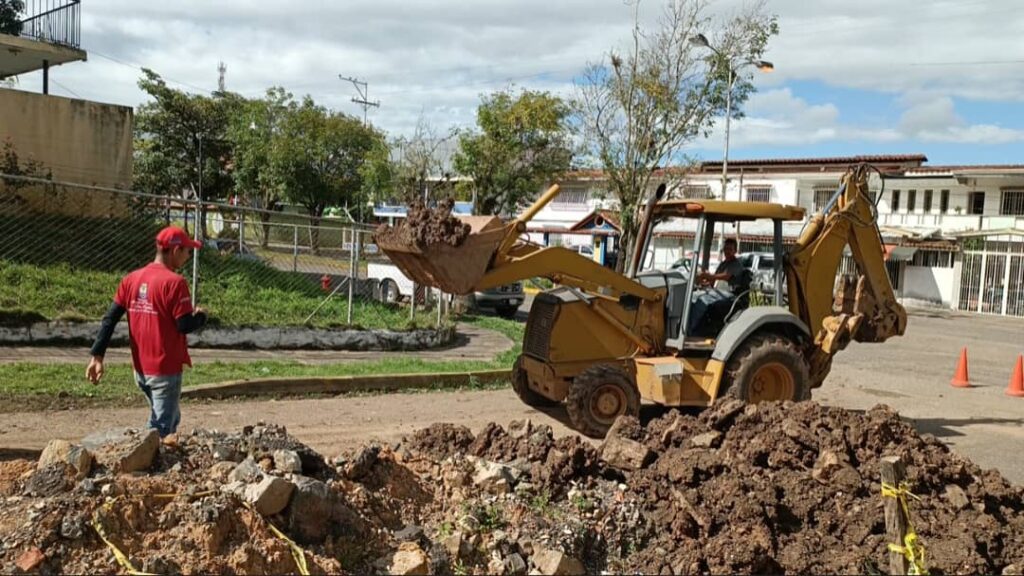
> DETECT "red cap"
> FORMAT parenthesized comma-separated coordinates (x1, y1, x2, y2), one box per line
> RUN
(156, 226, 203, 249)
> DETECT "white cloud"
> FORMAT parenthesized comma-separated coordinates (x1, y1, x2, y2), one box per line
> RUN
(898, 94, 1024, 143)
(8, 0, 1022, 144)
(690, 88, 1023, 150)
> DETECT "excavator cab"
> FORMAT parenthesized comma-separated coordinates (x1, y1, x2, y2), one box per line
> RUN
(377, 164, 907, 437)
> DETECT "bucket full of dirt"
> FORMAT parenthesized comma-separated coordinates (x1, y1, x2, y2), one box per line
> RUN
(374, 200, 507, 295)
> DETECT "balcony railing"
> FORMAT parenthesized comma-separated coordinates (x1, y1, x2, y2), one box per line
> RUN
(16, 0, 81, 49)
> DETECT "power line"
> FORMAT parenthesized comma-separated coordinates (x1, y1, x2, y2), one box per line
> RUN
(89, 49, 214, 95)
(50, 78, 82, 99)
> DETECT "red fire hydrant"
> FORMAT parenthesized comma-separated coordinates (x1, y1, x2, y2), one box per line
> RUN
(320, 274, 331, 292)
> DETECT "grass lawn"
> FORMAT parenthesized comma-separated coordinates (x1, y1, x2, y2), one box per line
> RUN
(0, 252, 436, 329)
(0, 315, 525, 411)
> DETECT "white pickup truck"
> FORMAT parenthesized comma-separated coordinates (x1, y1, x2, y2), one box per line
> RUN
(367, 261, 523, 318)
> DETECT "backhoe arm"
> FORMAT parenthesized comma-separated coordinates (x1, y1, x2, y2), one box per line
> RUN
(786, 164, 908, 386)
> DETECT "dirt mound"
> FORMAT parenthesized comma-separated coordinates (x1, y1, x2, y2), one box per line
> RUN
(374, 198, 471, 249)
(2, 405, 1022, 575)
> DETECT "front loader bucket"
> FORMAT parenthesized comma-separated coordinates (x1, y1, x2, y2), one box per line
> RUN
(375, 216, 507, 295)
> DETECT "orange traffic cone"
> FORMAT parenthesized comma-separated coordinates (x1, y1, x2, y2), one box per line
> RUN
(1006, 355, 1024, 397)
(950, 347, 972, 388)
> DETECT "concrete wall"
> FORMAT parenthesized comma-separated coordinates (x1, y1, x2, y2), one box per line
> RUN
(0, 88, 133, 217)
(903, 265, 955, 306)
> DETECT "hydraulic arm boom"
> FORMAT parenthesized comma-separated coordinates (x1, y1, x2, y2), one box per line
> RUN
(786, 164, 908, 385)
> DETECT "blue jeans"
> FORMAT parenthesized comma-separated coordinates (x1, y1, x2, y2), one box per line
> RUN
(686, 289, 733, 336)
(135, 372, 182, 437)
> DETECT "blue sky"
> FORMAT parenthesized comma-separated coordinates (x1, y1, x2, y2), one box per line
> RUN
(9, 0, 1024, 166)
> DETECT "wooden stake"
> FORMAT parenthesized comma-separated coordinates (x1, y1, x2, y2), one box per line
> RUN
(880, 455, 909, 575)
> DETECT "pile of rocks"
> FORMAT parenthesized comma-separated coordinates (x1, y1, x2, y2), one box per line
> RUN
(1, 402, 1022, 574)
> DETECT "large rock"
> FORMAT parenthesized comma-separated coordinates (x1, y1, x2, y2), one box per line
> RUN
(600, 422, 653, 472)
(273, 449, 302, 474)
(16, 547, 45, 572)
(80, 429, 159, 474)
(471, 459, 517, 494)
(532, 548, 585, 575)
(228, 458, 263, 483)
(811, 450, 862, 491)
(38, 440, 93, 480)
(285, 475, 364, 544)
(244, 476, 294, 516)
(390, 542, 429, 575)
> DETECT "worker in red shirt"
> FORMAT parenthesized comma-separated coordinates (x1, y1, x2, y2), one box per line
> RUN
(86, 226, 209, 439)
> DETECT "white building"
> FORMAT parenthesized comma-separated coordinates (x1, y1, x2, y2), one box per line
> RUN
(525, 155, 1024, 318)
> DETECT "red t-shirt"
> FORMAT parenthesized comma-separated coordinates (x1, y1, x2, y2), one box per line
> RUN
(114, 262, 194, 376)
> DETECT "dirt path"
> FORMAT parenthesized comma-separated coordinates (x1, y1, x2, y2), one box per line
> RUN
(0, 323, 511, 365)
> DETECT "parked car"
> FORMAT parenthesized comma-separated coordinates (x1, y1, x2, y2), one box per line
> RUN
(740, 252, 779, 294)
(474, 282, 525, 319)
(369, 261, 523, 317)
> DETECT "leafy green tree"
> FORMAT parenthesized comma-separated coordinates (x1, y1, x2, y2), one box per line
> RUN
(0, 0, 23, 36)
(454, 88, 572, 216)
(268, 98, 380, 251)
(575, 0, 777, 271)
(226, 87, 292, 246)
(134, 69, 241, 235)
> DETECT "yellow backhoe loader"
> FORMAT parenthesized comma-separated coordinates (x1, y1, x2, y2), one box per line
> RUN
(377, 163, 907, 437)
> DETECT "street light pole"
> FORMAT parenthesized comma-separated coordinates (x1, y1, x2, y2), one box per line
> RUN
(722, 60, 733, 201)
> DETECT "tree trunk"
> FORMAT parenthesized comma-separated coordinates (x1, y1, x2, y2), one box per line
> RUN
(260, 212, 271, 248)
(309, 208, 323, 255)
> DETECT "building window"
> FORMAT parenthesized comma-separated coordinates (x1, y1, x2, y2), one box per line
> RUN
(551, 187, 589, 210)
(924, 190, 933, 213)
(813, 188, 834, 212)
(969, 191, 985, 215)
(1001, 189, 1024, 215)
(940, 190, 950, 214)
(910, 249, 955, 268)
(681, 185, 713, 199)
(745, 186, 771, 203)
(907, 189, 917, 212)
(891, 190, 901, 213)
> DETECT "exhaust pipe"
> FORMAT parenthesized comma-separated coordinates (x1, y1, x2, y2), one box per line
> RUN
(627, 183, 667, 277)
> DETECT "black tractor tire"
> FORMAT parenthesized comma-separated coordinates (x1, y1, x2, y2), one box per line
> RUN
(511, 356, 558, 407)
(496, 305, 519, 319)
(566, 364, 641, 438)
(722, 333, 810, 403)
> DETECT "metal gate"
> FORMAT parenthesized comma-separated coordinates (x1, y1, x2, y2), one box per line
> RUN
(957, 249, 1024, 317)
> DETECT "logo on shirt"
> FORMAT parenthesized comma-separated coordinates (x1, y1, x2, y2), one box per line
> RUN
(138, 283, 149, 301)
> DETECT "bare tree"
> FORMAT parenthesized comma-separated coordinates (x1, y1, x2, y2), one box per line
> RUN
(575, 0, 777, 272)
(395, 115, 458, 204)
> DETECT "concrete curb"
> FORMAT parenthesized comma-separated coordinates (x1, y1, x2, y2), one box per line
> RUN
(181, 369, 512, 400)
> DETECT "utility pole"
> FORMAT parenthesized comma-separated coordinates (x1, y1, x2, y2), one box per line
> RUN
(217, 62, 227, 92)
(338, 75, 380, 126)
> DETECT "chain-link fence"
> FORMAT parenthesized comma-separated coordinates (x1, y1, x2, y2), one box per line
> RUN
(0, 173, 450, 330)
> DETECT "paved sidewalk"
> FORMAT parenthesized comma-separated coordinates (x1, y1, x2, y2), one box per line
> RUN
(0, 323, 512, 365)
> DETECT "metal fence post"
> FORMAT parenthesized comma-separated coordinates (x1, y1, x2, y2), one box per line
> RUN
(436, 289, 442, 326)
(191, 199, 201, 304)
(238, 214, 245, 253)
(347, 229, 355, 325)
(292, 225, 299, 272)
(410, 282, 416, 321)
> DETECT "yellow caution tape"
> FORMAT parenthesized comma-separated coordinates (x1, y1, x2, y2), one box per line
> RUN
(881, 482, 929, 575)
(91, 499, 158, 576)
(243, 501, 310, 576)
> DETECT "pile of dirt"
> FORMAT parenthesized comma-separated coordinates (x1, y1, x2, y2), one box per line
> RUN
(374, 198, 471, 249)
(1, 403, 1022, 575)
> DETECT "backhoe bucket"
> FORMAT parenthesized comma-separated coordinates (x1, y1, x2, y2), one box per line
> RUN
(375, 216, 507, 295)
